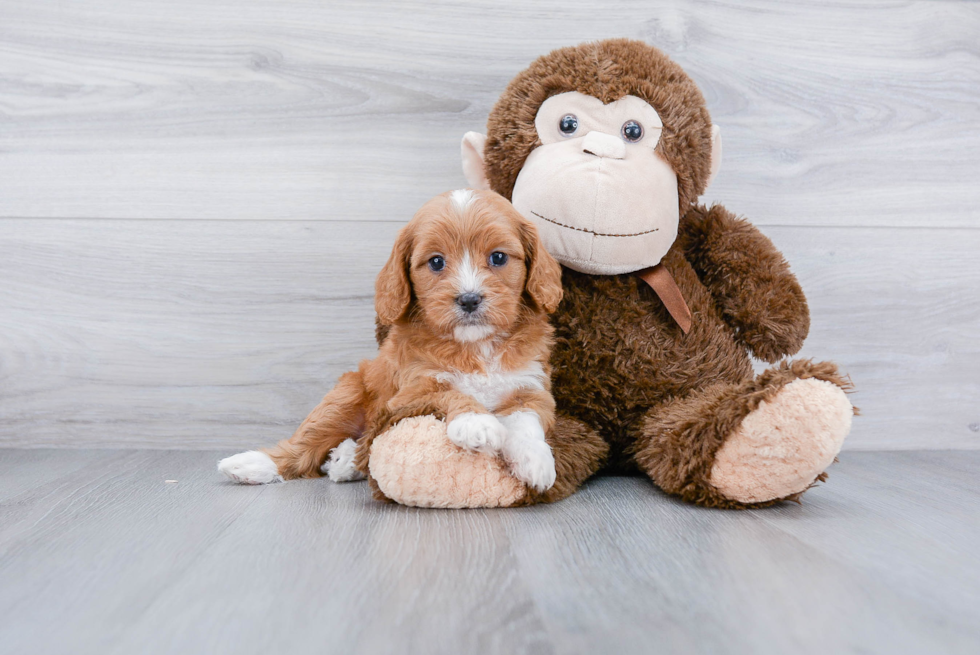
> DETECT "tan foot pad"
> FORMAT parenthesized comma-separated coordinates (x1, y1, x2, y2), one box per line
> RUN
(369, 415, 526, 508)
(709, 378, 853, 504)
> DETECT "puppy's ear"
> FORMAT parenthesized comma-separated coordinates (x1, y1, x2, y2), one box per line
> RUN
(518, 217, 563, 314)
(375, 224, 414, 324)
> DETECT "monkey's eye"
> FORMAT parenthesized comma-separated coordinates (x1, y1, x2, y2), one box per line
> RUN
(428, 256, 445, 272)
(558, 114, 578, 136)
(489, 251, 508, 267)
(622, 120, 643, 142)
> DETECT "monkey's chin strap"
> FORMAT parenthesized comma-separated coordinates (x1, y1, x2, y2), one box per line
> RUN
(636, 264, 692, 334)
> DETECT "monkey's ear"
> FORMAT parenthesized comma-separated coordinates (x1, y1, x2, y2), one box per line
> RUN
(518, 218, 563, 314)
(706, 124, 722, 189)
(375, 225, 414, 324)
(461, 132, 491, 191)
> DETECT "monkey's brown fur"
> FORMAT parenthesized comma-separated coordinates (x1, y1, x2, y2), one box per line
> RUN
(484, 38, 715, 215)
(371, 39, 853, 508)
(493, 40, 853, 508)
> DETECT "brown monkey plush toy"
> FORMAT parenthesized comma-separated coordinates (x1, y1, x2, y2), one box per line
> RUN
(361, 39, 854, 509)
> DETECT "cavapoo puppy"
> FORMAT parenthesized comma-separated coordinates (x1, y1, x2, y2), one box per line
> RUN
(218, 189, 564, 491)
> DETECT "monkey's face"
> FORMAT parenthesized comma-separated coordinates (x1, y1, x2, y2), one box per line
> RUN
(509, 91, 680, 275)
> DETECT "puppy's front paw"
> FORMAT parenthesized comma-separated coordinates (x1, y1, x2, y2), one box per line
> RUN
(447, 412, 506, 453)
(499, 411, 556, 492)
(217, 450, 283, 485)
(506, 440, 556, 492)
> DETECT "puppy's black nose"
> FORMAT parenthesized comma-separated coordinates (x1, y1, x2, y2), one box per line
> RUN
(456, 293, 483, 314)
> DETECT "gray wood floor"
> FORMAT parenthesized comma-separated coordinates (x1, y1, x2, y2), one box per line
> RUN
(0, 449, 977, 655)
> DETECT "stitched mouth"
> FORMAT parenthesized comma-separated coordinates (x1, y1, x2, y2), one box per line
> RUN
(531, 211, 660, 238)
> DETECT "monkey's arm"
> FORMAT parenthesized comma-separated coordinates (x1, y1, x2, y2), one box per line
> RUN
(678, 204, 809, 363)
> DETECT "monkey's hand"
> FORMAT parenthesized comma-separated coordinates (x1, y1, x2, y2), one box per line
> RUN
(679, 203, 810, 362)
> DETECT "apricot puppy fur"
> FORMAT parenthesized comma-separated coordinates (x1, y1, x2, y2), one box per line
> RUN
(218, 189, 564, 491)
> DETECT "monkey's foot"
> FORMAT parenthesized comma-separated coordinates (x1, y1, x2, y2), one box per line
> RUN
(709, 378, 852, 504)
(368, 415, 526, 508)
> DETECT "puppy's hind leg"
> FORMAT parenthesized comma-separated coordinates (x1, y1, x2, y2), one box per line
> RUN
(321, 438, 366, 482)
(219, 370, 366, 484)
(266, 370, 367, 480)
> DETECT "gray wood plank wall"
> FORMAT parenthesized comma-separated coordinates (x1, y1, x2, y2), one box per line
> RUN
(1, 0, 978, 450)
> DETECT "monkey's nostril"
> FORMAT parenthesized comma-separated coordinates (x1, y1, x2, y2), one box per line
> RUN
(582, 131, 626, 159)
(456, 293, 483, 314)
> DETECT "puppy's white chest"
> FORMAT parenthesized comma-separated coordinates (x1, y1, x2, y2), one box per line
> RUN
(436, 362, 546, 412)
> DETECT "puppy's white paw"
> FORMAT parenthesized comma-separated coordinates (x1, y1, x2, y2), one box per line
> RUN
(217, 450, 283, 485)
(447, 412, 506, 453)
(506, 439, 556, 492)
(321, 438, 366, 482)
(499, 411, 556, 492)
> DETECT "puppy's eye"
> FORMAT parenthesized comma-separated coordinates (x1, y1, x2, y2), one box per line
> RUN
(558, 114, 578, 136)
(428, 256, 445, 272)
(489, 252, 508, 267)
(621, 120, 643, 142)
